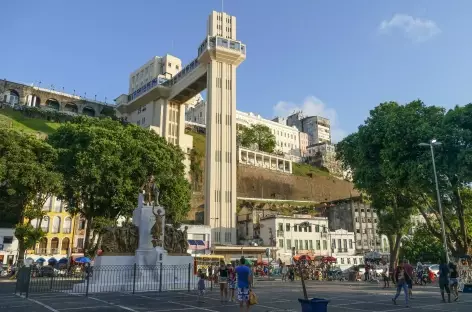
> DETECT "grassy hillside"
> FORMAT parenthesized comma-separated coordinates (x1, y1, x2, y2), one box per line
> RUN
(292, 162, 330, 177)
(0, 107, 60, 135)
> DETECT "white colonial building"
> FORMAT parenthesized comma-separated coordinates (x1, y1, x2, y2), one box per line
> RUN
(185, 103, 306, 158)
(257, 214, 360, 267)
(0, 228, 18, 266)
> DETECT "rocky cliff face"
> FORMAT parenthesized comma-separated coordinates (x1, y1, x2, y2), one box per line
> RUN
(236, 164, 358, 202)
(186, 164, 359, 221)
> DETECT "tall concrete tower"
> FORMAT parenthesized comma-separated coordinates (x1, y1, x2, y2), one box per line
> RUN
(199, 11, 246, 244)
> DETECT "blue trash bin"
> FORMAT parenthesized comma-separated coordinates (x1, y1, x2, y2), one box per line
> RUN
(298, 298, 330, 312)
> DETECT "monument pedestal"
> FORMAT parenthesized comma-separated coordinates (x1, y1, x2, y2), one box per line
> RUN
(71, 196, 194, 293)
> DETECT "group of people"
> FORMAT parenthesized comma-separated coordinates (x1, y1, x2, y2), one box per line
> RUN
(390, 258, 460, 308)
(197, 256, 254, 312)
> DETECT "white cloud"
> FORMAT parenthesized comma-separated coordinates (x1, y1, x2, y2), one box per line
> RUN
(378, 14, 441, 42)
(273, 96, 348, 143)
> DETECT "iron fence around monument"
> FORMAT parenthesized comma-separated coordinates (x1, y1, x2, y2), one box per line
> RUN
(15, 263, 215, 298)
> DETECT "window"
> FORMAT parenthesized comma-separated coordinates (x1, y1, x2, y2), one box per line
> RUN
(279, 239, 284, 248)
(303, 226, 307, 232)
(315, 225, 320, 232)
(308, 226, 312, 232)
(78, 219, 86, 230)
(316, 240, 320, 250)
(322, 240, 327, 250)
(354, 258, 358, 265)
(176, 65, 179, 70)
(337, 239, 341, 250)
(168, 62, 171, 67)
(347, 258, 351, 265)
(294, 226, 298, 232)
(278, 223, 283, 231)
(304, 240, 309, 250)
(349, 239, 353, 249)
(356, 229, 360, 233)
(287, 239, 292, 249)
(77, 238, 84, 249)
(295, 240, 299, 250)
(3, 236, 13, 244)
(309, 240, 313, 250)
(341, 258, 345, 264)
(332, 239, 336, 248)
(343, 239, 348, 249)
(286, 224, 290, 231)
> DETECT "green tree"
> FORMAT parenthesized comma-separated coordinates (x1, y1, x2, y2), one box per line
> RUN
(0, 129, 62, 263)
(337, 101, 443, 266)
(238, 124, 276, 153)
(338, 100, 472, 257)
(48, 117, 191, 257)
(400, 225, 443, 263)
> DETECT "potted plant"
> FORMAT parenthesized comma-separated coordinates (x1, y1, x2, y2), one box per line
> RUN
(295, 222, 330, 312)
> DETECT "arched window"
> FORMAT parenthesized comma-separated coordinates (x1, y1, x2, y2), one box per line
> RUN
(30, 218, 39, 229)
(50, 237, 59, 254)
(82, 106, 95, 117)
(26, 94, 41, 107)
(63, 217, 72, 234)
(41, 216, 50, 233)
(61, 238, 70, 253)
(52, 216, 61, 234)
(38, 237, 48, 254)
(2, 89, 20, 105)
(45, 98, 60, 110)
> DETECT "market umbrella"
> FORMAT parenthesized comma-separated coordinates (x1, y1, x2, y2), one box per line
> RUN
(74, 256, 91, 263)
(36, 257, 46, 263)
(48, 257, 58, 264)
(323, 256, 336, 263)
(58, 258, 68, 264)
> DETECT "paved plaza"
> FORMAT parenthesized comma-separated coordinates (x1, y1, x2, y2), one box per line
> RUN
(1, 280, 471, 312)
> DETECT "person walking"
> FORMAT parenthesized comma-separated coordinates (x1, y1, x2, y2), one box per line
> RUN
(218, 261, 229, 303)
(235, 257, 252, 312)
(403, 259, 414, 299)
(281, 263, 288, 281)
(439, 258, 451, 303)
(392, 263, 410, 307)
(228, 264, 237, 302)
(382, 267, 390, 288)
(449, 262, 459, 301)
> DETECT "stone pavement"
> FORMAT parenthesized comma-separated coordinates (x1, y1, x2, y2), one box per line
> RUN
(1, 279, 471, 311)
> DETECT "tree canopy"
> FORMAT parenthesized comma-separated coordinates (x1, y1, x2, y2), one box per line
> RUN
(337, 100, 472, 260)
(238, 124, 277, 153)
(47, 117, 191, 256)
(0, 129, 62, 262)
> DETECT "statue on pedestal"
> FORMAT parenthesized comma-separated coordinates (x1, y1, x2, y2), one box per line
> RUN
(151, 208, 164, 247)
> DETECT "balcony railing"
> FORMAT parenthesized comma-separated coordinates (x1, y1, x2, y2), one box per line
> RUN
(62, 228, 72, 234)
(35, 248, 47, 255)
(41, 227, 49, 233)
(50, 248, 59, 255)
(51, 227, 60, 234)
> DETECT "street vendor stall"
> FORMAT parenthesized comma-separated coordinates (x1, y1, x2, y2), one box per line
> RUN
(458, 255, 472, 293)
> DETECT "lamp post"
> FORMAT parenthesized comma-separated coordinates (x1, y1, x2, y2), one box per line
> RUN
(419, 139, 449, 263)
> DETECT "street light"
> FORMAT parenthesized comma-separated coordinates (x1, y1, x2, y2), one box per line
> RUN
(419, 139, 449, 263)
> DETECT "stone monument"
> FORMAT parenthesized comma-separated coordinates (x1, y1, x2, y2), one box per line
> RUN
(72, 189, 193, 293)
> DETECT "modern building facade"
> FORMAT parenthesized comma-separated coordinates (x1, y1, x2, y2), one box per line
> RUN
(327, 199, 389, 253)
(116, 11, 246, 244)
(281, 112, 331, 145)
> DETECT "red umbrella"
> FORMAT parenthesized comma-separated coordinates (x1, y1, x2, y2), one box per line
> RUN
(323, 256, 337, 263)
(299, 255, 312, 261)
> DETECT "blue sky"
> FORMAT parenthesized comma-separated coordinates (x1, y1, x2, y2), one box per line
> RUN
(2, 0, 472, 141)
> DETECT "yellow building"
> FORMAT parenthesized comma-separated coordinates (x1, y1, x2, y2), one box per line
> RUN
(26, 196, 77, 261)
